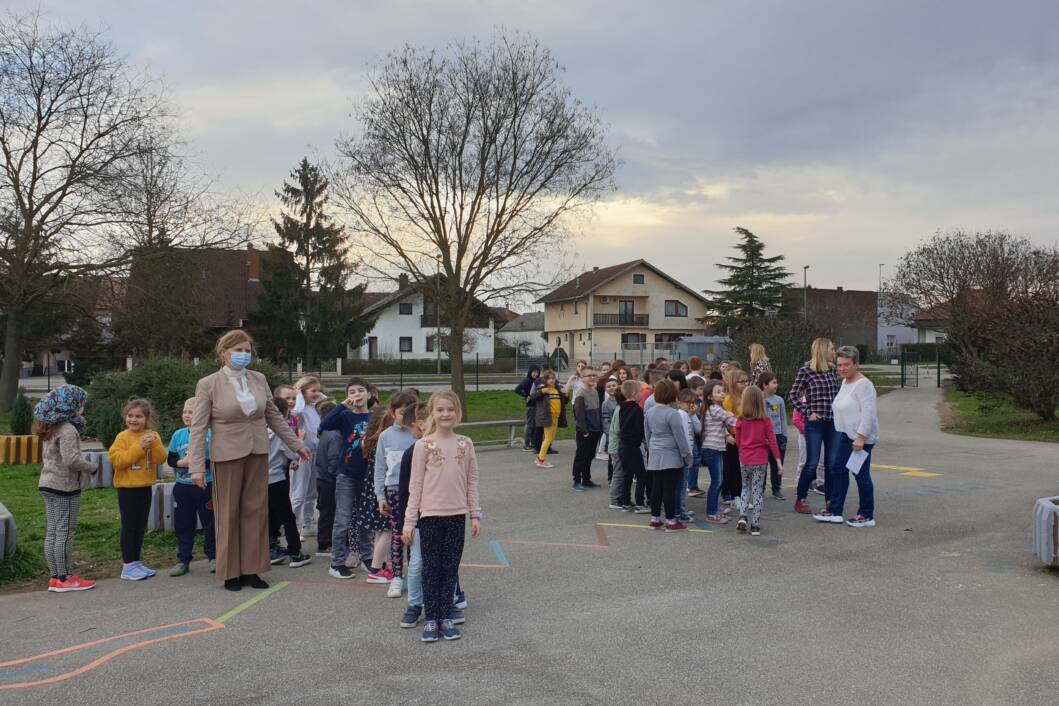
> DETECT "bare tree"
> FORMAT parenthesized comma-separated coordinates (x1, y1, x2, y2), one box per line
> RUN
(332, 31, 616, 410)
(0, 12, 167, 409)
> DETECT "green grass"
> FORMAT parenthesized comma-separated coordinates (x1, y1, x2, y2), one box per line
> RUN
(0, 465, 178, 591)
(942, 384, 1059, 443)
(0, 409, 10, 434)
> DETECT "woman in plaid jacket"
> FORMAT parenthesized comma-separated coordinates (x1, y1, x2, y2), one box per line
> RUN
(788, 337, 839, 514)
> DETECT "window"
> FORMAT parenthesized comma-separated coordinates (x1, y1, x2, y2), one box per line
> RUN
(886, 334, 896, 349)
(664, 300, 688, 317)
(574, 300, 578, 314)
(556, 337, 561, 347)
(633, 274, 645, 284)
(399, 337, 413, 353)
(426, 336, 434, 352)
(426, 336, 448, 353)
(398, 302, 413, 315)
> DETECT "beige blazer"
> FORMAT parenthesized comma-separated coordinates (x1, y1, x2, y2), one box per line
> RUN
(188, 368, 303, 475)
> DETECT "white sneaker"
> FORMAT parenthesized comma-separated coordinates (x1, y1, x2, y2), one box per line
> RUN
(595, 452, 609, 461)
(813, 512, 844, 524)
(387, 577, 404, 598)
(608, 503, 624, 510)
(534, 458, 554, 469)
(846, 516, 876, 528)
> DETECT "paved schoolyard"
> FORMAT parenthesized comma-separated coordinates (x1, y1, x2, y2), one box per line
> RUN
(1, 384, 1057, 704)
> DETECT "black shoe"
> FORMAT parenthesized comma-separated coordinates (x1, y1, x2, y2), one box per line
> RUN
(224, 578, 242, 591)
(582, 480, 599, 488)
(241, 574, 269, 589)
(547, 447, 557, 454)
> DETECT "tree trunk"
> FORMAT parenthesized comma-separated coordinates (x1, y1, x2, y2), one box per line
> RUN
(0, 308, 25, 412)
(448, 325, 468, 420)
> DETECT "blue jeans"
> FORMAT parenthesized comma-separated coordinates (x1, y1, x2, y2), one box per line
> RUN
(827, 434, 875, 519)
(702, 448, 725, 516)
(796, 418, 835, 501)
(173, 481, 215, 564)
(688, 452, 702, 490)
(675, 465, 691, 516)
(330, 474, 361, 566)
(406, 529, 423, 607)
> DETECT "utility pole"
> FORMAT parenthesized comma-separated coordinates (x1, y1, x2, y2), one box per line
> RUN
(878, 263, 884, 293)
(435, 255, 442, 375)
(802, 265, 810, 321)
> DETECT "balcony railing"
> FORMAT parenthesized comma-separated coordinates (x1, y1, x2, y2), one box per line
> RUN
(593, 313, 649, 327)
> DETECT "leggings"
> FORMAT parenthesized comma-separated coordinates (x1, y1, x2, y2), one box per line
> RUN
(385, 487, 404, 577)
(117, 486, 152, 564)
(723, 443, 742, 499)
(418, 514, 466, 622)
(267, 479, 301, 555)
(40, 491, 81, 578)
(648, 468, 682, 520)
(537, 420, 558, 461)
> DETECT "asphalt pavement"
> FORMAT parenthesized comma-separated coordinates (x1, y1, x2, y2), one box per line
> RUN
(2, 383, 1057, 704)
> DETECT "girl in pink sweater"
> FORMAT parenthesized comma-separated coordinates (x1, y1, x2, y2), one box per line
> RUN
(401, 390, 481, 643)
(735, 386, 782, 536)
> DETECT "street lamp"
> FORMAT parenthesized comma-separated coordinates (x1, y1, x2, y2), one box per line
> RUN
(802, 265, 810, 321)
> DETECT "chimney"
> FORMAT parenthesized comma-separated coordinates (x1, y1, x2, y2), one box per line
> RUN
(246, 245, 260, 282)
(836, 286, 844, 292)
(398, 273, 410, 290)
(593, 266, 599, 271)
(575, 275, 581, 290)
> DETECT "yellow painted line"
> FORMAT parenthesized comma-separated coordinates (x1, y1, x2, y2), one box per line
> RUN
(215, 581, 290, 624)
(597, 522, 712, 534)
(874, 464, 926, 472)
(898, 470, 943, 478)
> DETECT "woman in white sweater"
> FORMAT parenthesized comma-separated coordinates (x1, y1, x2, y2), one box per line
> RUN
(814, 346, 879, 527)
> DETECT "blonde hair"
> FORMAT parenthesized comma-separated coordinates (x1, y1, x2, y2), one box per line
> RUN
(724, 370, 748, 416)
(122, 397, 155, 427)
(810, 337, 833, 373)
(273, 384, 295, 396)
(294, 375, 321, 393)
(316, 397, 337, 418)
(620, 380, 641, 401)
(422, 390, 463, 436)
(214, 329, 254, 364)
(740, 386, 767, 420)
(749, 343, 768, 366)
(183, 397, 197, 411)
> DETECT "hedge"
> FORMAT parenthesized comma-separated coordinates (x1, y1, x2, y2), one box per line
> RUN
(85, 358, 286, 448)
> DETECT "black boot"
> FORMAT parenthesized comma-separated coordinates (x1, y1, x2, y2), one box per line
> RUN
(224, 578, 242, 591)
(242, 574, 269, 589)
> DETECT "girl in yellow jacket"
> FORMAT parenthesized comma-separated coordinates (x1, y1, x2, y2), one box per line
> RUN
(108, 398, 167, 581)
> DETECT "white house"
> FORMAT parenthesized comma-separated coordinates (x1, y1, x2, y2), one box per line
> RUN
(497, 311, 547, 357)
(348, 276, 505, 362)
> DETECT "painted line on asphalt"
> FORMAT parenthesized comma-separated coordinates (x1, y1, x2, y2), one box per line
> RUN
(489, 540, 511, 566)
(500, 539, 609, 550)
(595, 523, 610, 547)
(288, 578, 389, 589)
(0, 619, 223, 691)
(597, 522, 713, 534)
(215, 580, 290, 624)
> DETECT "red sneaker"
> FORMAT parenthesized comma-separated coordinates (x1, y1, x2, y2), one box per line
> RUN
(648, 519, 664, 529)
(51, 576, 96, 593)
(47, 577, 59, 592)
(665, 521, 688, 532)
(794, 499, 812, 514)
(366, 568, 394, 584)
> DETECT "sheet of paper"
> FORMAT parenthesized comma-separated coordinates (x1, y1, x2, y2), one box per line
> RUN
(846, 449, 869, 475)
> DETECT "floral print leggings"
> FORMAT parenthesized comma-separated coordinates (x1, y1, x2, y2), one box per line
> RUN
(739, 464, 768, 526)
(385, 487, 404, 577)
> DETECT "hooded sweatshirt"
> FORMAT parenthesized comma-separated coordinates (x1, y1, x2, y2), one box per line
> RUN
(374, 421, 416, 501)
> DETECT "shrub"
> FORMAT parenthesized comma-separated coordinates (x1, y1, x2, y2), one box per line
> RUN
(10, 389, 34, 435)
(85, 358, 286, 447)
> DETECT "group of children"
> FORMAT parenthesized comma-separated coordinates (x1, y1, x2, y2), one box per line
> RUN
(517, 355, 792, 536)
(33, 378, 481, 644)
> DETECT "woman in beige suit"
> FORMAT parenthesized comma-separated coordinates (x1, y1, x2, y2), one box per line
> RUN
(189, 330, 309, 591)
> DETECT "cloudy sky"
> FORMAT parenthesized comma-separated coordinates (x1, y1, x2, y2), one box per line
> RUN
(14, 1, 1059, 303)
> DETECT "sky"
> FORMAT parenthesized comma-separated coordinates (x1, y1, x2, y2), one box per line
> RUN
(13, 1, 1059, 307)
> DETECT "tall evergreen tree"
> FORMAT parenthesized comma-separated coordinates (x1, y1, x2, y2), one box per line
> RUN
(252, 246, 304, 364)
(255, 158, 374, 364)
(703, 227, 792, 328)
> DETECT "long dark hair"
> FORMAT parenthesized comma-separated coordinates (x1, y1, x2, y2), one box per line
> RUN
(363, 389, 419, 458)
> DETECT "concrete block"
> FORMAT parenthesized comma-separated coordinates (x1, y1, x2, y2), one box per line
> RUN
(1033, 495, 1059, 567)
(0, 501, 15, 561)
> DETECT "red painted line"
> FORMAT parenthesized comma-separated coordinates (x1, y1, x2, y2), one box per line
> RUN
(0, 619, 222, 691)
(459, 563, 507, 569)
(595, 523, 609, 547)
(500, 539, 608, 550)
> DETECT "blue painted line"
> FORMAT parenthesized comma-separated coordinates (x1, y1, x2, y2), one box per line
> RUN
(692, 517, 712, 531)
(489, 540, 510, 567)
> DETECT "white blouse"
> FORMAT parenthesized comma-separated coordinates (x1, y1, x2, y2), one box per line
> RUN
(832, 376, 879, 445)
(222, 366, 257, 417)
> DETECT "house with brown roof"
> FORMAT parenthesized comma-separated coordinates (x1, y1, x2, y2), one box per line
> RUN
(536, 260, 707, 364)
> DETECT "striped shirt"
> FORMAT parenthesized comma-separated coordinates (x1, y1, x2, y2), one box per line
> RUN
(788, 364, 840, 419)
(701, 404, 737, 451)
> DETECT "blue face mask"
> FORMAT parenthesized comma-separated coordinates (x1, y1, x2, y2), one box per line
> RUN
(229, 351, 252, 370)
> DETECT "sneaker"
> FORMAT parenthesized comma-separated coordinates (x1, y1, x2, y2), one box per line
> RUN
(582, 480, 599, 489)
(50, 576, 96, 592)
(534, 458, 554, 469)
(315, 548, 332, 557)
(387, 577, 404, 598)
(687, 488, 706, 497)
(454, 591, 468, 610)
(400, 605, 423, 628)
(47, 577, 59, 592)
(208, 559, 216, 573)
(421, 620, 439, 642)
(648, 518, 664, 529)
(270, 547, 287, 565)
(750, 525, 761, 536)
(572, 483, 586, 492)
(169, 562, 189, 577)
(794, 499, 812, 514)
(608, 503, 624, 510)
(439, 619, 462, 640)
(633, 506, 650, 514)
(366, 568, 393, 584)
(301, 526, 317, 538)
(449, 608, 466, 625)
(677, 513, 692, 524)
(846, 515, 876, 528)
(665, 521, 687, 532)
(772, 491, 787, 501)
(736, 517, 748, 532)
(135, 562, 156, 577)
(329, 565, 354, 580)
(719, 506, 731, 515)
(810, 482, 825, 496)
(288, 553, 312, 568)
(621, 505, 635, 512)
(813, 512, 844, 524)
(120, 564, 149, 581)
(595, 452, 609, 461)
(705, 513, 729, 524)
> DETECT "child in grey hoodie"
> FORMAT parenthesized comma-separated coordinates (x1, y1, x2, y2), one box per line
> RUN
(267, 396, 311, 568)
